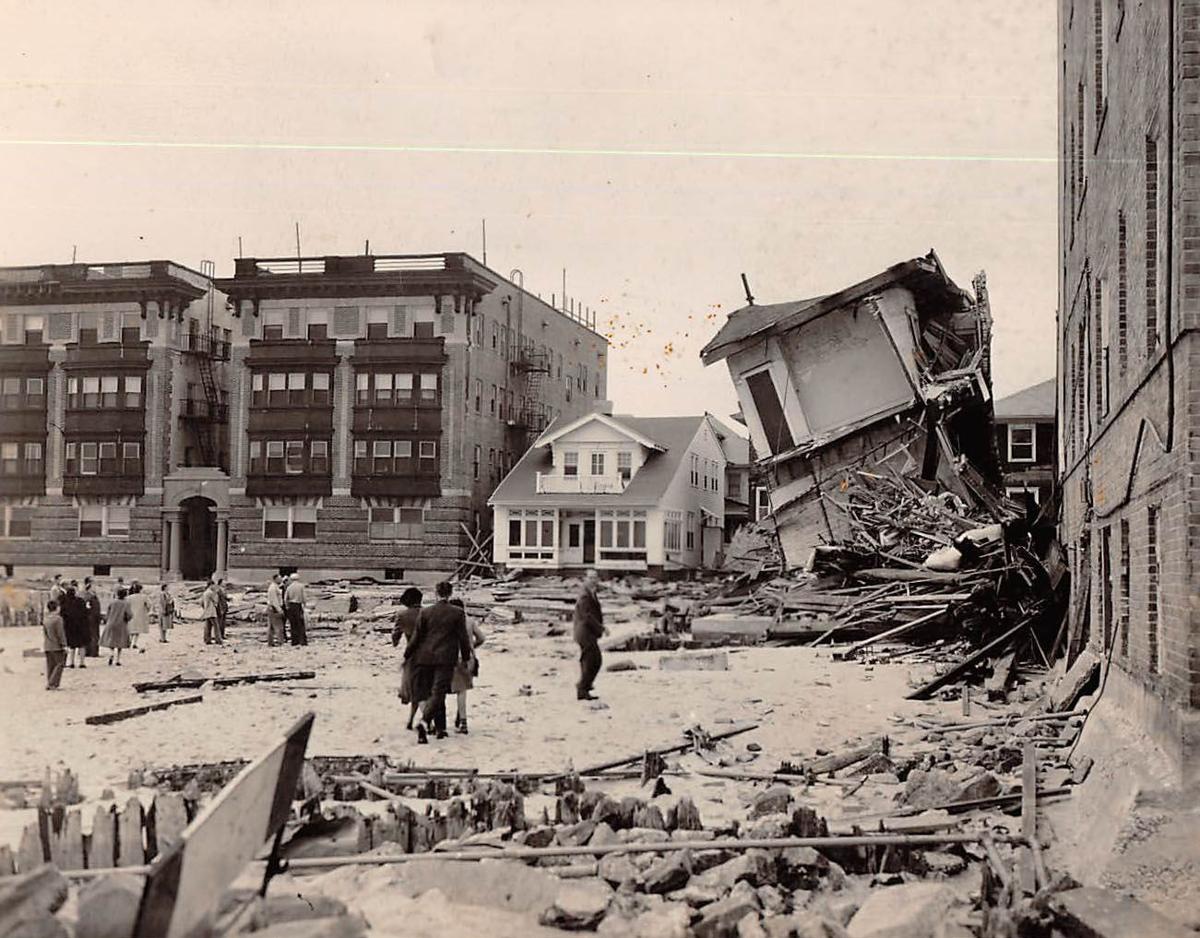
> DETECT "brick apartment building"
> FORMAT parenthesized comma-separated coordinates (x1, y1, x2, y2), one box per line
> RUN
(214, 252, 607, 580)
(1058, 0, 1199, 781)
(0, 252, 608, 582)
(0, 260, 232, 579)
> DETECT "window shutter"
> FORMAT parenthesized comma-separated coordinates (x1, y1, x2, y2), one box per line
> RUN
(333, 306, 360, 336)
(47, 312, 72, 342)
(4, 314, 19, 343)
(286, 307, 302, 338)
(391, 305, 408, 337)
(100, 313, 118, 342)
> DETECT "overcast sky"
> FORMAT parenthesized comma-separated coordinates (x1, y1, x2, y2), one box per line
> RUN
(0, 0, 1057, 415)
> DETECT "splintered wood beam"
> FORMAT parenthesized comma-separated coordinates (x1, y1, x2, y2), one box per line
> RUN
(133, 671, 315, 693)
(905, 621, 1028, 700)
(569, 722, 760, 777)
(85, 693, 203, 725)
(1020, 742, 1037, 895)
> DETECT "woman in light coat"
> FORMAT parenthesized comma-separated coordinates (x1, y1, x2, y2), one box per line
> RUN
(101, 587, 132, 666)
(127, 581, 149, 652)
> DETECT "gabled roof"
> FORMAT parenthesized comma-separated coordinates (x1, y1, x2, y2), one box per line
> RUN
(994, 378, 1055, 420)
(490, 415, 710, 507)
(708, 415, 751, 465)
(700, 250, 970, 365)
(535, 411, 667, 452)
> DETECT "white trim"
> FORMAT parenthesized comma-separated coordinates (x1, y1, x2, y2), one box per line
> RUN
(536, 411, 666, 452)
(1005, 485, 1040, 506)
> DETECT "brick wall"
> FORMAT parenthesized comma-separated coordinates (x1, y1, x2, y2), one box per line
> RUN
(1060, 0, 1200, 779)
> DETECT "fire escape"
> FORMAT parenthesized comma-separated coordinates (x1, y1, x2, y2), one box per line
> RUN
(179, 261, 229, 468)
(507, 338, 551, 450)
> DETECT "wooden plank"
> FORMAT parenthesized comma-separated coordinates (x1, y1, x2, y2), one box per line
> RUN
(50, 810, 84, 872)
(905, 621, 1028, 700)
(89, 805, 116, 870)
(153, 794, 188, 858)
(15, 823, 42, 874)
(133, 671, 315, 694)
(118, 797, 145, 867)
(835, 608, 947, 660)
(1020, 742, 1037, 895)
(570, 722, 758, 777)
(86, 693, 203, 725)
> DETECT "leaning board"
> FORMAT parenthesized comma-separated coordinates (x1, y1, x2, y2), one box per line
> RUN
(133, 712, 315, 938)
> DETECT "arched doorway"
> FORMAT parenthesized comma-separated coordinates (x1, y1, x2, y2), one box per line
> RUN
(179, 496, 218, 580)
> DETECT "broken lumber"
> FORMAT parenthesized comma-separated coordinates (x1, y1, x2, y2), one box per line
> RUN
(132, 671, 315, 693)
(85, 693, 203, 725)
(835, 608, 947, 660)
(930, 709, 1088, 734)
(568, 722, 759, 778)
(905, 621, 1028, 700)
(807, 738, 887, 775)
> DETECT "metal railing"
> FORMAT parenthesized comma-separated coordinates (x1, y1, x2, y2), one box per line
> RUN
(181, 398, 228, 421)
(248, 254, 451, 276)
(183, 333, 231, 360)
(535, 472, 628, 495)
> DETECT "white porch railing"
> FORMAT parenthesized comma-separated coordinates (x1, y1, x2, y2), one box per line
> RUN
(535, 472, 628, 495)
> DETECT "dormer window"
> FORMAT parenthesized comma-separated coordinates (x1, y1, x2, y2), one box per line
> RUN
(590, 452, 605, 476)
(618, 451, 632, 481)
(563, 451, 578, 477)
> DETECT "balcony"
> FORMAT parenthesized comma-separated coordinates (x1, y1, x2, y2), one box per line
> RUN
(181, 398, 228, 421)
(535, 472, 629, 495)
(351, 475, 441, 498)
(0, 474, 46, 497)
(183, 333, 231, 361)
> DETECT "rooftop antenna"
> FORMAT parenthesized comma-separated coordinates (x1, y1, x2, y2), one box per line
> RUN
(481, 219, 487, 266)
(295, 222, 302, 265)
(238, 236, 243, 258)
(562, 268, 567, 312)
(365, 239, 370, 255)
(71, 245, 77, 263)
(741, 273, 755, 305)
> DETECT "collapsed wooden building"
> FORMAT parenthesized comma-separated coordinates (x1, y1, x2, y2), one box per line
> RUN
(700, 251, 999, 569)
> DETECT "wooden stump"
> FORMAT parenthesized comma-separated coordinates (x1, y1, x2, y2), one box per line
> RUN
(88, 805, 117, 870)
(49, 810, 84, 872)
(116, 798, 145, 867)
(0, 845, 15, 877)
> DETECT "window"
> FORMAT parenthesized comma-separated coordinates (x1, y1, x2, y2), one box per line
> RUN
(1117, 211, 1128, 377)
(395, 440, 413, 473)
(122, 442, 141, 475)
(1119, 518, 1130, 657)
(310, 440, 329, 474)
(285, 372, 305, 405)
(79, 442, 98, 475)
(690, 453, 700, 487)
(78, 504, 129, 538)
(355, 372, 370, 405)
(664, 512, 682, 552)
(1147, 505, 1160, 674)
(507, 509, 556, 560)
(412, 320, 435, 339)
(474, 379, 482, 413)
(489, 384, 497, 416)
(266, 441, 285, 473)
(617, 451, 632, 482)
(375, 372, 393, 405)
(395, 373, 414, 401)
(590, 452, 605, 476)
(368, 506, 426, 541)
(1094, 0, 1107, 135)
(1145, 135, 1160, 353)
(1, 378, 20, 409)
(124, 375, 143, 408)
(473, 445, 481, 481)
(563, 451, 578, 477)
(367, 320, 388, 340)
(597, 510, 648, 561)
(97, 442, 117, 474)
(0, 443, 17, 474)
(353, 440, 368, 475)
(100, 376, 119, 408)
(1, 505, 32, 538)
(373, 440, 392, 473)
(418, 441, 437, 470)
(1097, 277, 1110, 417)
(311, 373, 331, 405)
(268, 372, 286, 406)
(263, 505, 317, 540)
(24, 442, 43, 475)
(1005, 485, 1040, 506)
(249, 440, 263, 473)
(253, 373, 266, 406)
(685, 511, 696, 550)
(308, 321, 328, 341)
(745, 368, 794, 454)
(1007, 424, 1036, 462)
(418, 373, 436, 402)
(285, 441, 305, 474)
(25, 377, 44, 406)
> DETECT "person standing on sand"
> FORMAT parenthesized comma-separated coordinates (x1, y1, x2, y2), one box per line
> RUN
(284, 574, 308, 646)
(82, 577, 102, 658)
(61, 582, 89, 669)
(573, 569, 607, 701)
(391, 587, 424, 730)
(157, 583, 175, 643)
(404, 580, 472, 744)
(101, 587, 132, 666)
(266, 573, 286, 646)
(201, 579, 222, 646)
(127, 581, 149, 652)
(214, 577, 229, 643)
(43, 599, 67, 690)
(448, 598, 485, 735)
(48, 573, 63, 606)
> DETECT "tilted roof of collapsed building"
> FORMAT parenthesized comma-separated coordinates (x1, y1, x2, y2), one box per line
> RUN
(699, 251, 978, 367)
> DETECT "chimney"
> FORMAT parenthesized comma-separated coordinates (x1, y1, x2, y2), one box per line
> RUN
(595, 400, 614, 416)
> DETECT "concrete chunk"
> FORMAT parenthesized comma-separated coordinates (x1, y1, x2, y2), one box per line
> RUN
(846, 882, 958, 938)
(1047, 886, 1194, 938)
(539, 879, 615, 931)
(659, 650, 730, 671)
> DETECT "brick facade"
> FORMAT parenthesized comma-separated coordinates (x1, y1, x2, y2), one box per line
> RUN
(1059, 0, 1200, 782)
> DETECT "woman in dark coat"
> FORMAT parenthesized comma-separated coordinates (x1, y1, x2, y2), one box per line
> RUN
(61, 583, 90, 668)
(82, 577, 102, 658)
(390, 587, 423, 730)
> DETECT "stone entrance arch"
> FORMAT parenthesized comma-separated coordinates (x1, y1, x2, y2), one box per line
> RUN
(162, 468, 230, 581)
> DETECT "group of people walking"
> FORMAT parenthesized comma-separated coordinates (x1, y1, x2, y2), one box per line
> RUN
(41, 574, 178, 689)
(392, 581, 484, 743)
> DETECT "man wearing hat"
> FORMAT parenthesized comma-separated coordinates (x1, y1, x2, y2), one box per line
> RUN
(284, 573, 308, 646)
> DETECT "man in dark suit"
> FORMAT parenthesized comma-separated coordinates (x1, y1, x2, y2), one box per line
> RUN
(573, 569, 606, 700)
(404, 580, 472, 742)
